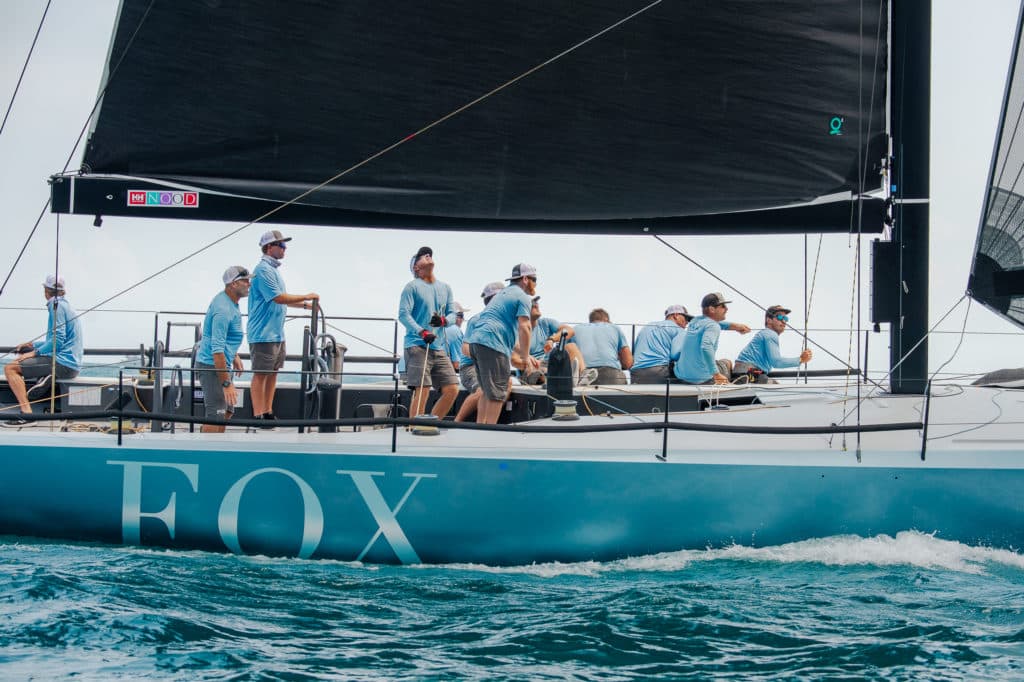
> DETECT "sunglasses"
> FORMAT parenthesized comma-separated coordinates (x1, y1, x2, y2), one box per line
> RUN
(774, 314, 789, 322)
(526, 275, 537, 283)
(271, 241, 288, 249)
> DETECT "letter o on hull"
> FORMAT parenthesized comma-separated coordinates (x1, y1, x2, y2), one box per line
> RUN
(218, 467, 324, 559)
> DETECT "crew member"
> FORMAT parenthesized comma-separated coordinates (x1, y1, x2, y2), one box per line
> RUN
(732, 305, 812, 383)
(195, 266, 251, 433)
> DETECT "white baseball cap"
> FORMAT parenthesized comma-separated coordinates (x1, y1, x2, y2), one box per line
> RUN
(506, 263, 537, 281)
(258, 229, 292, 247)
(43, 274, 66, 291)
(222, 265, 252, 284)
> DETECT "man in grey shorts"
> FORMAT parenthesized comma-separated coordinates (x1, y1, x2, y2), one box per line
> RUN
(3, 274, 83, 426)
(465, 264, 539, 424)
(195, 266, 251, 433)
(398, 246, 460, 418)
(248, 230, 319, 426)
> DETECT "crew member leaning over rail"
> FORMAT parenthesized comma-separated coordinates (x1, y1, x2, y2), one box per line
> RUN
(732, 305, 812, 383)
(3, 274, 83, 427)
(671, 292, 751, 385)
(195, 266, 251, 434)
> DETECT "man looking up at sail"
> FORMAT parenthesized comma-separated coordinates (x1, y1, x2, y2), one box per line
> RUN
(196, 266, 250, 433)
(398, 246, 459, 419)
(671, 292, 751, 385)
(732, 305, 812, 383)
(248, 230, 319, 427)
(466, 263, 540, 424)
(3, 275, 83, 427)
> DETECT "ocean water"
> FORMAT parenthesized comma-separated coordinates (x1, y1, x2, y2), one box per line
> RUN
(1, 532, 1022, 680)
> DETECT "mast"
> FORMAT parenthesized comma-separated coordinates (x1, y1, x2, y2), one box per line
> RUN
(887, 0, 931, 394)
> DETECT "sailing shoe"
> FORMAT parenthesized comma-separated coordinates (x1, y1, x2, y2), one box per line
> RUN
(259, 413, 277, 431)
(3, 417, 31, 427)
(577, 368, 599, 386)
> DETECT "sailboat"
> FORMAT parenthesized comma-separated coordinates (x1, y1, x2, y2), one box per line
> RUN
(0, 1, 1022, 565)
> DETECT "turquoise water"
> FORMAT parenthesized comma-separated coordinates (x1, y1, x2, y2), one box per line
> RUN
(2, 532, 1022, 679)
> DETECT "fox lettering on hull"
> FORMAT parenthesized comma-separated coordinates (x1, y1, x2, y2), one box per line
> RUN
(107, 460, 437, 563)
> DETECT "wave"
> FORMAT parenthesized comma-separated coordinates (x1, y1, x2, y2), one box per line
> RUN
(432, 531, 1024, 577)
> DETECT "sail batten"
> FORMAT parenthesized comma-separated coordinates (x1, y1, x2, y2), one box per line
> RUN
(55, 1, 888, 233)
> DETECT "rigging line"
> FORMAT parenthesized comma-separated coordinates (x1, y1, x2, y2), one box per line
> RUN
(650, 234, 885, 390)
(53, 0, 664, 326)
(924, 296, 972, 394)
(834, 294, 969, 427)
(61, 0, 156, 173)
(321, 321, 393, 356)
(0, 199, 50, 300)
(927, 388, 1005, 441)
(0, 0, 52, 139)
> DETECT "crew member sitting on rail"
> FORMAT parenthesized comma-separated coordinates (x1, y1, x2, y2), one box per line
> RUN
(195, 266, 250, 433)
(3, 274, 84, 427)
(671, 292, 751, 385)
(571, 308, 633, 385)
(629, 304, 693, 384)
(732, 305, 812, 383)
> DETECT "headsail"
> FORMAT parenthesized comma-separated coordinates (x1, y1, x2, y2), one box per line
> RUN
(53, 1, 887, 234)
(970, 4, 1024, 327)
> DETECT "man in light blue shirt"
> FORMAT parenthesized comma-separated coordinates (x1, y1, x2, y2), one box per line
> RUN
(672, 292, 752, 385)
(196, 266, 252, 432)
(466, 263, 539, 424)
(398, 246, 459, 418)
(4, 274, 84, 426)
(733, 305, 812, 383)
(248, 229, 319, 426)
(630, 304, 694, 384)
(454, 281, 504, 422)
(571, 308, 632, 385)
(444, 302, 470, 371)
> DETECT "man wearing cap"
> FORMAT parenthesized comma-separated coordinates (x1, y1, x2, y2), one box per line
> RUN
(732, 305, 812, 383)
(444, 302, 470, 372)
(3, 275, 83, 426)
(571, 308, 633, 385)
(629, 305, 694, 384)
(398, 246, 459, 419)
(248, 229, 319, 426)
(465, 263, 540, 424)
(195, 266, 251, 433)
(671, 292, 752, 385)
(524, 302, 587, 383)
(454, 281, 504, 422)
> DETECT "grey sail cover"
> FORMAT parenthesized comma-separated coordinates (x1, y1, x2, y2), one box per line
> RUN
(66, 0, 888, 233)
(970, 6, 1024, 327)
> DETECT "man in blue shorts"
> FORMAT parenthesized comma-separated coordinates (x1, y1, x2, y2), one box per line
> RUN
(732, 305, 812, 383)
(672, 292, 751, 385)
(248, 230, 319, 426)
(3, 275, 83, 426)
(196, 266, 251, 433)
(571, 308, 633, 385)
(398, 246, 459, 418)
(466, 263, 539, 424)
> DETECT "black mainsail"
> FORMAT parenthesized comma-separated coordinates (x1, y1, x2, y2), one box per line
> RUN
(970, 2, 1024, 328)
(50, 0, 888, 235)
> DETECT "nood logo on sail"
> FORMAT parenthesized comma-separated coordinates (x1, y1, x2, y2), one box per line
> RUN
(127, 190, 199, 207)
(108, 460, 436, 563)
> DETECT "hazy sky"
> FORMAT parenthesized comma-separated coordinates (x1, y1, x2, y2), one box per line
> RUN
(1, 1, 1021, 378)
